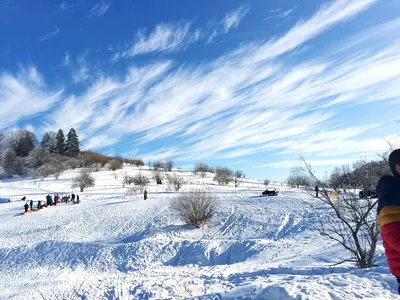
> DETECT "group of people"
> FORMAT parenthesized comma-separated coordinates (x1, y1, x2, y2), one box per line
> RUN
(23, 193, 80, 213)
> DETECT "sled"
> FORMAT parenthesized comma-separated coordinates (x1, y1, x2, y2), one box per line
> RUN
(21, 211, 31, 215)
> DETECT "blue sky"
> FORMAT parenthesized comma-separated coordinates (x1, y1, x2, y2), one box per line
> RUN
(1, 0, 400, 181)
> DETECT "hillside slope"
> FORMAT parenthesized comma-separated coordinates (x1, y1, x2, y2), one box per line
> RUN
(0, 166, 397, 299)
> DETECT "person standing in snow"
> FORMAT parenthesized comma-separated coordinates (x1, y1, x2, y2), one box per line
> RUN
(37, 200, 41, 210)
(144, 190, 147, 200)
(23, 203, 29, 213)
(315, 185, 319, 197)
(76, 195, 80, 204)
(29, 200, 33, 211)
(71, 194, 75, 203)
(377, 149, 400, 294)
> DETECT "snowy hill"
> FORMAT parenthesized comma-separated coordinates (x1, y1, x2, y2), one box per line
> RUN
(0, 166, 398, 299)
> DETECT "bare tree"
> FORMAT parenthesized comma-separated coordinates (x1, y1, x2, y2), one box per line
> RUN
(171, 190, 217, 227)
(286, 167, 311, 187)
(264, 179, 270, 187)
(166, 173, 185, 191)
(72, 170, 95, 192)
(301, 157, 379, 269)
(213, 167, 233, 185)
(194, 162, 213, 178)
(165, 159, 174, 172)
(233, 170, 245, 188)
(153, 161, 165, 171)
(152, 170, 164, 184)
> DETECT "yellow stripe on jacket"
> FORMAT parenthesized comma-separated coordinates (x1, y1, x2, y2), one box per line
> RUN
(378, 206, 400, 230)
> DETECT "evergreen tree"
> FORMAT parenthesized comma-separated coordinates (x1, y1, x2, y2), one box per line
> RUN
(55, 129, 65, 155)
(65, 128, 80, 157)
(41, 131, 57, 154)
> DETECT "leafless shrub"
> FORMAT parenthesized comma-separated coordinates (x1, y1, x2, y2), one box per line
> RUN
(124, 158, 144, 167)
(72, 170, 95, 192)
(301, 156, 379, 269)
(166, 173, 185, 191)
(171, 190, 217, 226)
(132, 173, 150, 187)
(264, 179, 270, 187)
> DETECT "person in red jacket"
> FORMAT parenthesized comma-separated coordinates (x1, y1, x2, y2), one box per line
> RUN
(377, 149, 400, 294)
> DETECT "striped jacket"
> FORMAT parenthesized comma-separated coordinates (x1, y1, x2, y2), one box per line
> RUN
(377, 175, 400, 276)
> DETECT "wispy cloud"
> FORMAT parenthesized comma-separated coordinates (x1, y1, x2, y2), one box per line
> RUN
(57, 1, 77, 12)
(16, 0, 397, 171)
(88, 0, 111, 18)
(222, 5, 250, 33)
(37, 28, 60, 42)
(112, 5, 250, 60)
(0, 66, 63, 130)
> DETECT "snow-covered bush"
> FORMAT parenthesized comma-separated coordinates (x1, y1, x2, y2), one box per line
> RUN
(171, 190, 217, 226)
(153, 161, 165, 171)
(72, 170, 95, 192)
(107, 159, 123, 171)
(166, 173, 185, 191)
(91, 163, 102, 172)
(126, 185, 144, 196)
(194, 162, 214, 178)
(286, 167, 311, 187)
(25, 147, 51, 168)
(1, 149, 24, 176)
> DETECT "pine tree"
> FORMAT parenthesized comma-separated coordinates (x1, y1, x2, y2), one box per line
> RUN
(55, 129, 65, 155)
(41, 132, 57, 154)
(65, 128, 80, 157)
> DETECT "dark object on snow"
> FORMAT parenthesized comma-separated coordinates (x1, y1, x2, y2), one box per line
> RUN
(29, 200, 33, 211)
(76, 195, 80, 204)
(71, 194, 75, 201)
(262, 189, 279, 196)
(37, 200, 41, 210)
(24, 203, 29, 213)
(157, 179, 162, 185)
(144, 190, 148, 200)
(359, 190, 377, 199)
(315, 185, 319, 197)
(21, 196, 26, 201)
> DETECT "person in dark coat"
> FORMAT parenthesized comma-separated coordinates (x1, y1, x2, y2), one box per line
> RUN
(76, 195, 80, 204)
(24, 203, 29, 213)
(37, 200, 41, 210)
(377, 149, 400, 294)
(71, 194, 75, 202)
(29, 200, 33, 211)
(315, 185, 319, 197)
(144, 190, 147, 200)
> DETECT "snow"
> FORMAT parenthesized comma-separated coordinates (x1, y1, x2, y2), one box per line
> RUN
(0, 165, 398, 299)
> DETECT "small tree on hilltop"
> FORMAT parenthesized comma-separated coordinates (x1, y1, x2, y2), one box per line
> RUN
(286, 167, 311, 187)
(171, 190, 217, 227)
(213, 167, 233, 185)
(55, 129, 66, 155)
(72, 170, 95, 192)
(65, 128, 80, 157)
(233, 170, 245, 188)
(165, 159, 174, 172)
(41, 131, 57, 154)
(152, 170, 164, 184)
(264, 179, 270, 187)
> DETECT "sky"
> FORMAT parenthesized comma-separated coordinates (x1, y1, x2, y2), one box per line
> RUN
(1, 0, 400, 181)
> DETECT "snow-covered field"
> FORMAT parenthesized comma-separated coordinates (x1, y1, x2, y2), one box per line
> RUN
(0, 166, 398, 299)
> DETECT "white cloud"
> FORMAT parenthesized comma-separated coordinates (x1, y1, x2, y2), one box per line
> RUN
(37, 28, 60, 42)
(88, 0, 111, 18)
(222, 5, 250, 33)
(0, 66, 63, 130)
(114, 5, 250, 59)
